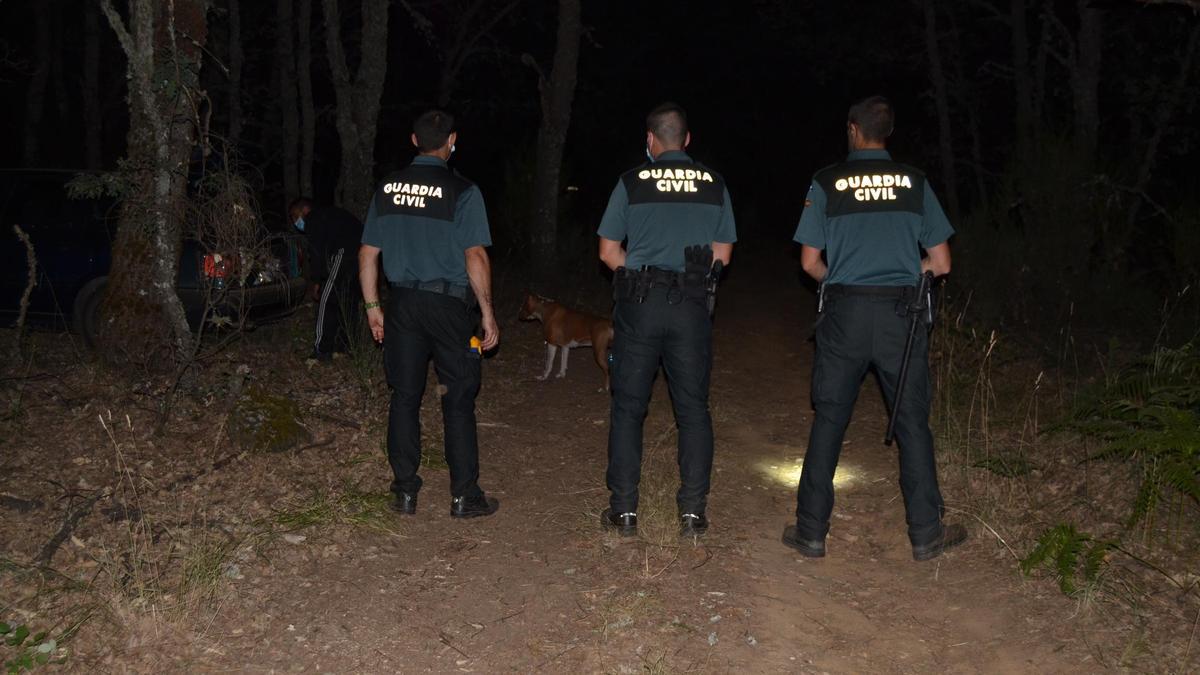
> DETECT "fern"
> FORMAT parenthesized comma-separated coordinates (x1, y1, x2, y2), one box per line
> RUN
(1051, 342, 1200, 531)
(1021, 524, 1116, 597)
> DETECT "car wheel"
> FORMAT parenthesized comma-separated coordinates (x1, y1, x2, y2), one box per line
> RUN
(72, 276, 108, 350)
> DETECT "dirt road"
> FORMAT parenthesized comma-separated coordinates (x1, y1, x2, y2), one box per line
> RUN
(122, 243, 1096, 673)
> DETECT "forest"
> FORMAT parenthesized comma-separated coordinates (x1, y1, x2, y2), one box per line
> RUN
(1, 0, 1198, 671)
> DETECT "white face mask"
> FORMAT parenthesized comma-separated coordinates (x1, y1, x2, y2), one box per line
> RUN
(646, 144, 654, 162)
(293, 216, 306, 232)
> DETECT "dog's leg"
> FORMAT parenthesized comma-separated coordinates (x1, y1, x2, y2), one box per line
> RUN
(537, 344, 557, 381)
(556, 345, 570, 378)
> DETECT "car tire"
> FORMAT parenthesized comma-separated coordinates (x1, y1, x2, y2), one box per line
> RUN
(72, 276, 108, 350)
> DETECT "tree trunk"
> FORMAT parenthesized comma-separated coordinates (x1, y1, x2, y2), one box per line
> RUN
(228, 0, 244, 146)
(436, 0, 522, 108)
(947, 6, 988, 214)
(83, 1, 104, 169)
(529, 0, 581, 275)
(323, 0, 390, 217)
(278, 0, 301, 204)
(1071, 0, 1103, 164)
(1125, 24, 1200, 229)
(1011, 0, 1034, 156)
(297, 0, 316, 197)
(23, 0, 51, 165)
(921, 0, 959, 223)
(99, 0, 209, 366)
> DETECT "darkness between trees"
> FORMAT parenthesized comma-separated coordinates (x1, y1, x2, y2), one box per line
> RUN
(1, 0, 1198, 362)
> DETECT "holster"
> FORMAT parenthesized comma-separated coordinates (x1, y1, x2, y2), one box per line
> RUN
(613, 266, 706, 305)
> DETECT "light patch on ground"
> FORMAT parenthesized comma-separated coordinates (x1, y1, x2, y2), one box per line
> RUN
(760, 460, 861, 489)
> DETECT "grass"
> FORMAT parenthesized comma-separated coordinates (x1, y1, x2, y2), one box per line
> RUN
(273, 488, 401, 536)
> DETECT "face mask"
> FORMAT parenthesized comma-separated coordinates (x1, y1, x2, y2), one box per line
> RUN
(645, 144, 654, 162)
(293, 216, 305, 232)
(450, 143, 456, 155)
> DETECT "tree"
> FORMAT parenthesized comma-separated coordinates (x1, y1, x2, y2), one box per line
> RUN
(297, 0, 316, 198)
(22, 0, 51, 165)
(98, 0, 210, 365)
(921, 0, 960, 222)
(524, 0, 581, 277)
(323, 0, 390, 217)
(430, 0, 523, 107)
(83, 0, 104, 169)
(278, 0, 301, 203)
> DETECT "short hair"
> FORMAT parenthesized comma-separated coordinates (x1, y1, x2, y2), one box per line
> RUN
(848, 95, 894, 142)
(646, 102, 688, 147)
(288, 196, 312, 219)
(413, 110, 456, 152)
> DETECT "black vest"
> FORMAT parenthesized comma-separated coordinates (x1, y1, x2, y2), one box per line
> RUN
(621, 159, 726, 207)
(814, 159, 925, 218)
(372, 163, 474, 222)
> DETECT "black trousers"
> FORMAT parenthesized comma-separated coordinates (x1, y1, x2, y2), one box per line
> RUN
(314, 247, 360, 355)
(607, 287, 714, 515)
(794, 292, 945, 546)
(383, 287, 483, 499)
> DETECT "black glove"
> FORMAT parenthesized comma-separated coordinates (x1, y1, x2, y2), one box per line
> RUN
(683, 244, 713, 288)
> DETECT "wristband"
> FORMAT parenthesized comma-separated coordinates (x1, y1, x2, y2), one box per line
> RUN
(363, 301, 381, 311)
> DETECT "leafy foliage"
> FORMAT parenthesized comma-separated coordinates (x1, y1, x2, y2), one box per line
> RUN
(1020, 524, 1116, 597)
(1053, 342, 1200, 528)
(0, 622, 58, 672)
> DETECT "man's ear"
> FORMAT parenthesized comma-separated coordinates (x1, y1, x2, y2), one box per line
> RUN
(683, 131, 691, 149)
(646, 131, 654, 149)
(411, 133, 419, 149)
(448, 131, 458, 149)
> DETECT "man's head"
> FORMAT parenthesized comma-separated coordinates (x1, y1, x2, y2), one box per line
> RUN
(288, 197, 313, 228)
(412, 109, 457, 158)
(846, 95, 894, 151)
(645, 102, 690, 158)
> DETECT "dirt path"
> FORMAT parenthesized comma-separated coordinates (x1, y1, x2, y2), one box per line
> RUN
(183, 242, 1096, 673)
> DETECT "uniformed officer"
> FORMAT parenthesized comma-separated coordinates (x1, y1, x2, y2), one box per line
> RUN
(782, 95, 966, 561)
(358, 109, 500, 519)
(289, 198, 364, 360)
(597, 102, 736, 538)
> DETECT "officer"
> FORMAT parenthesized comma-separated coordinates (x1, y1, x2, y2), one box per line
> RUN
(358, 109, 500, 519)
(597, 102, 736, 538)
(782, 95, 966, 561)
(288, 198, 364, 360)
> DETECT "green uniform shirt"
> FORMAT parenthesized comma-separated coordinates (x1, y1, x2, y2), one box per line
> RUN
(793, 149, 954, 286)
(361, 155, 491, 285)
(597, 150, 737, 272)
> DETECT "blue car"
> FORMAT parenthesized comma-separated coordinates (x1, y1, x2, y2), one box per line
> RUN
(0, 169, 309, 349)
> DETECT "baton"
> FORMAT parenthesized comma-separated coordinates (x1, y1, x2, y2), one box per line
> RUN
(884, 271, 935, 446)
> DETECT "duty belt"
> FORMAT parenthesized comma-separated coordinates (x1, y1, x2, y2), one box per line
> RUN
(823, 284, 916, 299)
(391, 279, 472, 302)
(614, 266, 706, 304)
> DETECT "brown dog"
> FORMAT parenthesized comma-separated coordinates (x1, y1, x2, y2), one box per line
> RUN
(519, 293, 613, 388)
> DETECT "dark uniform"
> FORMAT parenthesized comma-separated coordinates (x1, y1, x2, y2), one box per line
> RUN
(303, 206, 364, 357)
(598, 150, 737, 520)
(361, 155, 491, 501)
(792, 148, 954, 548)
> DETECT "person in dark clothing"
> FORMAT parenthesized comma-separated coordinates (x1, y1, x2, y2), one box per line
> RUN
(782, 95, 967, 562)
(596, 102, 737, 538)
(289, 198, 364, 360)
(358, 109, 501, 520)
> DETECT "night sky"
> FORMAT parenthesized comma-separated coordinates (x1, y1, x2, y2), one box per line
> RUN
(1, 1, 1196, 255)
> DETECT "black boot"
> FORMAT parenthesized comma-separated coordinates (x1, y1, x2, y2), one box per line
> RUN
(680, 512, 708, 537)
(389, 492, 417, 515)
(450, 493, 500, 519)
(912, 523, 968, 561)
(781, 524, 826, 558)
(601, 508, 638, 536)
